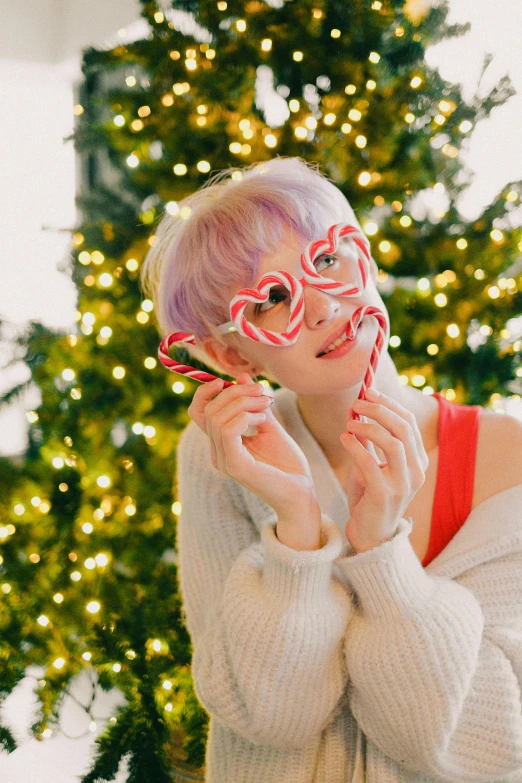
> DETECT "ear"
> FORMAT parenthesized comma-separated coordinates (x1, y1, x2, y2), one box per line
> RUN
(201, 335, 254, 378)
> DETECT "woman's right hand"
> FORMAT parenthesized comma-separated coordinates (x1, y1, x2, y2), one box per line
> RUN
(187, 372, 318, 521)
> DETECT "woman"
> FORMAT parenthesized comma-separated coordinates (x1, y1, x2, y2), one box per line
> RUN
(141, 156, 522, 782)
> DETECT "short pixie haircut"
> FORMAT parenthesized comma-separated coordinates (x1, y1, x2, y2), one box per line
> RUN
(140, 156, 367, 374)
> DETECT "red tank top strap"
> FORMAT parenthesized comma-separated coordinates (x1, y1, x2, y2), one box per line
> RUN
(421, 392, 482, 567)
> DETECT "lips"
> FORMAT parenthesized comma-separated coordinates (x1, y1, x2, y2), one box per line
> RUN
(316, 321, 356, 357)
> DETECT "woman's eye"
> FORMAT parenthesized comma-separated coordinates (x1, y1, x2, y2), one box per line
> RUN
(315, 254, 336, 270)
(255, 288, 287, 315)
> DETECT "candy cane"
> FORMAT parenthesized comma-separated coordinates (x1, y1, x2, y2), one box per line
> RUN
(229, 270, 304, 346)
(346, 306, 388, 422)
(300, 222, 370, 295)
(229, 223, 371, 344)
(158, 332, 236, 388)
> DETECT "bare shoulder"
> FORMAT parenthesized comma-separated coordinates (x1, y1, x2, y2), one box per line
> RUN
(473, 409, 522, 509)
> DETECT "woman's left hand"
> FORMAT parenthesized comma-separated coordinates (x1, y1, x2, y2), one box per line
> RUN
(340, 389, 430, 554)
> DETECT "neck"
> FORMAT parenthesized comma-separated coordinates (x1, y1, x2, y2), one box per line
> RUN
(295, 352, 438, 472)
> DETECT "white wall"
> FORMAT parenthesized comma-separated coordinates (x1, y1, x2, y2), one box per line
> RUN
(0, 0, 140, 64)
(0, 58, 77, 455)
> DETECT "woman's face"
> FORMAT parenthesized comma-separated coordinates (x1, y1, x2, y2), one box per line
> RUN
(211, 224, 390, 395)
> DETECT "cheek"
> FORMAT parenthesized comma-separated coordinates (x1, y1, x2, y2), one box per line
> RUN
(263, 343, 313, 383)
(256, 345, 299, 380)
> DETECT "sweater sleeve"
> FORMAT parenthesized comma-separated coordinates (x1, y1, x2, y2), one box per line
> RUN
(175, 421, 354, 750)
(336, 515, 522, 782)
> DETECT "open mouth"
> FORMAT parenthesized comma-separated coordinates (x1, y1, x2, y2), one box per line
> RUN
(317, 322, 361, 357)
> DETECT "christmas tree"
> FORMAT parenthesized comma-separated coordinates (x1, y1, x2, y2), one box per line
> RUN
(1, 0, 521, 780)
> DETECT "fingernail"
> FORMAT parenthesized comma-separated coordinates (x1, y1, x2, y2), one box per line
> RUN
(263, 395, 275, 405)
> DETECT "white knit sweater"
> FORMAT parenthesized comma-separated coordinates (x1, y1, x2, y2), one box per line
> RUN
(175, 385, 522, 783)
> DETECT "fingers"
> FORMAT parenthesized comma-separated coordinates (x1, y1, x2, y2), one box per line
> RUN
(340, 430, 382, 486)
(187, 378, 225, 434)
(186, 372, 270, 473)
(346, 393, 427, 487)
(209, 373, 261, 469)
(237, 372, 255, 385)
(218, 407, 272, 476)
(345, 416, 408, 480)
(364, 390, 429, 471)
(187, 374, 264, 435)
(353, 399, 417, 467)
(211, 391, 273, 472)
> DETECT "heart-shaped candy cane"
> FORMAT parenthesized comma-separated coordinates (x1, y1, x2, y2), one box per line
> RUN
(230, 223, 371, 345)
(300, 223, 372, 293)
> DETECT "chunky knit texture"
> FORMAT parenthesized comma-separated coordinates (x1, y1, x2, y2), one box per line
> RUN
(175, 386, 522, 783)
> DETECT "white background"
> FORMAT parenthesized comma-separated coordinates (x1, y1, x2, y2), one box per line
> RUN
(0, 1, 521, 781)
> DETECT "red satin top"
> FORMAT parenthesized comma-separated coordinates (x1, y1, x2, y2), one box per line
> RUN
(421, 392, 483, 568)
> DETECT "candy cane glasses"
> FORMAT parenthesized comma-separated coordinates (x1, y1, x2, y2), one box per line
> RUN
(158, 221, 388, 419)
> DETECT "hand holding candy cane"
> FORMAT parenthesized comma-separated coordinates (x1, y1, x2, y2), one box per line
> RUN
(187, 372, 323, 549)
(340, 388, 429, 554)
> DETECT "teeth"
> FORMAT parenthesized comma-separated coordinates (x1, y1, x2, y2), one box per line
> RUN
(321, 331, 349, 355)
(325, 333, 349, 352)
(319, 324, 360, 356)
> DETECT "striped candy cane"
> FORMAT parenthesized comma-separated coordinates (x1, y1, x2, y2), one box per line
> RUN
(300, 222, 371, 294)
(346, 305, 388, 422)
(158, 332, 236, 388)
(230, 222, 370, 344)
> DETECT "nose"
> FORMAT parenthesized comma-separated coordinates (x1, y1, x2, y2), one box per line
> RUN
(302, 282, 341, 329)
